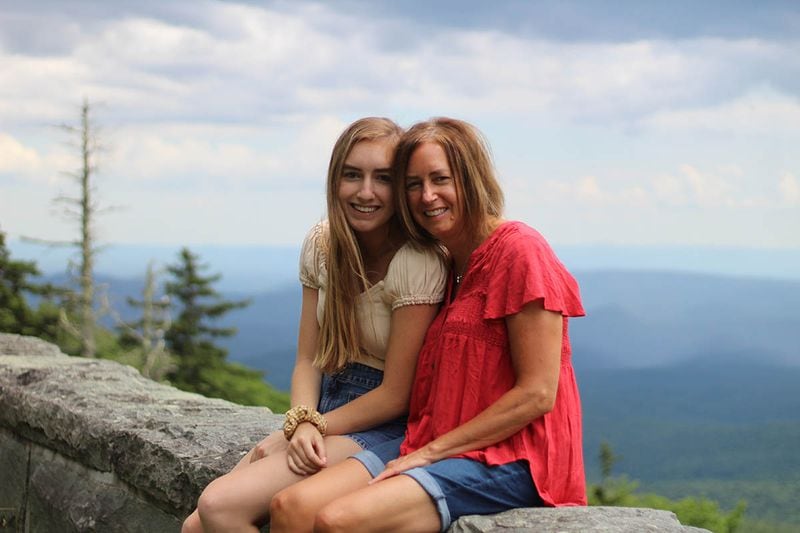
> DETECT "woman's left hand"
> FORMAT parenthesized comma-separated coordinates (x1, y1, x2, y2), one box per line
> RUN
(370, 447, 436, 484)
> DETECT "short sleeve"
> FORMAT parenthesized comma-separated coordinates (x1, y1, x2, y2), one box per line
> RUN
(483, 228, 584, 320)
(384, 244, 447, 310)
(298, 222, 327, 289)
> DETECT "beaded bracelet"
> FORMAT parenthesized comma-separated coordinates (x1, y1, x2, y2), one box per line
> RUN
(283, 404, 328, 440)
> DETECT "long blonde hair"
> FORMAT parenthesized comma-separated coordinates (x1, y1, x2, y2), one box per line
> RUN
(315, 117, 403, 373)
(392, 117, 504, 250)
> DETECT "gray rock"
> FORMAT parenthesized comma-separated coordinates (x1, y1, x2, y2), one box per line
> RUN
(0, 333, 64, 357)
(0, 335, 283, 520)
(450, 506, 706, 532)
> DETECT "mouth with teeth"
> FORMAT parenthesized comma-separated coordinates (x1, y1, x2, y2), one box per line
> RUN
(351, 204, 379, 213)
(424, 207, 447, 217)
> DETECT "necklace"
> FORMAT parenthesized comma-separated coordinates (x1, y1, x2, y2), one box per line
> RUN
(455, 273, 463, 285)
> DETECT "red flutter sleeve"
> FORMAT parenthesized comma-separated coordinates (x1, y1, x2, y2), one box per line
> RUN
(483, 226, 585, 320)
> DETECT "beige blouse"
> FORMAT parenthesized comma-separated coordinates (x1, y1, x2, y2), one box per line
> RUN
(299, 221, 447, 370)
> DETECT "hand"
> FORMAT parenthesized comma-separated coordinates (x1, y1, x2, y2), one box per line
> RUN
(250, 431, 289, 463)
(370, 447, 435, 484)
(286, 422, 327, 475)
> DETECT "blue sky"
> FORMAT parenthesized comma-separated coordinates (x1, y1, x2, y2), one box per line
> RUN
(1, 0, 799, 249)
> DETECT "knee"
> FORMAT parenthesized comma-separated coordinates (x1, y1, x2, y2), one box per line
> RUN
(269, 485, 297, 521)
(196, 480, 230, 526)
(270, 485, 315, 530)
(181, 511, 202, 533)
(314, 502, 358, 533)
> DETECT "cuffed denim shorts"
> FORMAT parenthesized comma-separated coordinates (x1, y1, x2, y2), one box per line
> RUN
(317, 363, 406, 450)
(353, 437, 542, 532)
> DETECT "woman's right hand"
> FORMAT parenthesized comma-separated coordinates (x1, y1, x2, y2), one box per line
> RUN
(250, 430, 289, 463)
(286, 422, 327, 475)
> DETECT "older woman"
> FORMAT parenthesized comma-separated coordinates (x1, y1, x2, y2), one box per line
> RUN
(270, 118, 586, 533)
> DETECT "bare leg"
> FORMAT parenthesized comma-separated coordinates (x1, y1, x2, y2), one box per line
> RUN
(269, 458, 439, 533)
(269, 457, 373, 533)
(194, 436, 361, 533)
(315, 475, 440, 533)
(182, 435, 278, 532)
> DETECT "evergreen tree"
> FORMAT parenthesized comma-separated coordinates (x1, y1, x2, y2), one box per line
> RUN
(0, 230, 62, 339)
(164, 248, 248, 387)
(163, 248, 288, 410)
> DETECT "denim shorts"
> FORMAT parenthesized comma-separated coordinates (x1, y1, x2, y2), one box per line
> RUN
(317, 363, 406, 450)
(353, 437, 542, 532)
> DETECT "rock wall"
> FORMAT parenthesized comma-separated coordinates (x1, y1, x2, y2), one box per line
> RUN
(0, 334, 706, 532)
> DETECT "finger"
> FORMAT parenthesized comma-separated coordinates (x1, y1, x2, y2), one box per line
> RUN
(286, 453, 306, 476)
(370, 465, 399, 485)
(250, 447, 264, 463)
(300, 437, 325, 468)
(288, 447, 318, 475)
(313, 436, 328, 466)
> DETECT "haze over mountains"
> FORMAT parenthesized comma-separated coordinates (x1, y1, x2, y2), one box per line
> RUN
(16, 240, 799, 388)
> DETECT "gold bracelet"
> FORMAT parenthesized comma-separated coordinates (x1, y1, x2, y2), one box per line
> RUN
(283, 405, 328, 440)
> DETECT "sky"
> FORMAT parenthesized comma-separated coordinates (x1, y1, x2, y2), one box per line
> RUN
(1, 0, 799, 251)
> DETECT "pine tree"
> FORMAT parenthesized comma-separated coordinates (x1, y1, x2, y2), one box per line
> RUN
(162, 248, 289, 410)
(0, 230, 62, 339)
(164, 248, 248, 393)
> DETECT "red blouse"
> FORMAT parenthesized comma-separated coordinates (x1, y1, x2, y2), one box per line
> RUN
(399, 221, 587, 506)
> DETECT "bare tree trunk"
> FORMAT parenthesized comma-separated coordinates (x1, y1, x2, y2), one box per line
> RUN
(23, 97, 104, 358)
(79, 101, 96, 358)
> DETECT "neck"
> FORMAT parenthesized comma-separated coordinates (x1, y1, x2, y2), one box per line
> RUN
(445, 233, 479, 276)
(445, 217, 503, 273)
(357, 224, 397, 261)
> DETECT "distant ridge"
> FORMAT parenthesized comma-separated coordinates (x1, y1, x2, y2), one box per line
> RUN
(10, 239, 800, 292)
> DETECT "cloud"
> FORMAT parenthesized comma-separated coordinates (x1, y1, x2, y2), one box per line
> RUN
(0, 133, 40, 173)
(2, 1, 798, 247)
(779, 173, 800, 206)
(3, 3, 799, 130)
(525, 164, 784, 210)
(644, 88, 800, 133)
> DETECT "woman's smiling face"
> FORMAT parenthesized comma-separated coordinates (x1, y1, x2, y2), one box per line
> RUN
(404, 141, 463, 245)
(337, 139, 395, 238)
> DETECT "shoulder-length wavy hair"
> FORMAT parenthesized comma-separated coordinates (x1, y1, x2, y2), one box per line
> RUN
(315, 117, 403, 374)
(392, 117, 504, 250)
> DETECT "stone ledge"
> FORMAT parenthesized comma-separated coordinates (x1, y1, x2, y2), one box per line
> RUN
(450, 506, 706, 532)
(0, 334, 708, 532)
(0, 347, 282, 518)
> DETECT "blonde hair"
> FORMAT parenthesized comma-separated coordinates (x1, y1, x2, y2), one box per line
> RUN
(315, 117, 403, 373)
(392, 118, 504, 249)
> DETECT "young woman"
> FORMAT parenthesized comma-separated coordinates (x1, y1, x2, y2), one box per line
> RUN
(181, 117, 446, 532)
(268, 118, 586, 532)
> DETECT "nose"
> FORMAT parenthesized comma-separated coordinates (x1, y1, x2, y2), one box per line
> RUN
(421, 182, 437, 203)
(356, 177, 376, 200)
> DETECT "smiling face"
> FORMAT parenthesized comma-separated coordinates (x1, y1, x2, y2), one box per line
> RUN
(404, 141, 464, 247)
(337, 138, 395, 239)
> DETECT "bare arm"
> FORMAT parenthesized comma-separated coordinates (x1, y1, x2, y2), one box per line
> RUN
(285, 295, 438, 475)
(289, 286, 324, 408)
(373, 298, 562, 482)
(251, 286, 322, 466)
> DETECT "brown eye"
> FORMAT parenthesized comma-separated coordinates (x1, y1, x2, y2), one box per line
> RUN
(405, 179, 422, 191)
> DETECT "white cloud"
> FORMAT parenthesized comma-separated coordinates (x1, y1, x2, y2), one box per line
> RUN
(0, 133, 40, 173)
(778, 173, 800, 206)
(644, 88, 800, 133)
(2, 2, 799, 247)
(4, 4, 799, 129)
